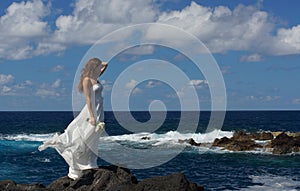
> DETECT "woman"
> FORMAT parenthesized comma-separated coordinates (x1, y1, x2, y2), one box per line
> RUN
(38, 58, 108, 180)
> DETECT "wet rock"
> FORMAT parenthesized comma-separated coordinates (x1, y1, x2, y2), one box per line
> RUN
(0, 180, 45, 191)
(178, 138, 201, 146)
(213, 131, 270, 151)
(141, 136, 151, 140)
(225, 139, 262, 151)
(271, 132, 300, 154)
(212, 137, 232, 147)
(250, 132, 274, 140)
(231, 131, 274, 141)
(0, 166, 204, 191)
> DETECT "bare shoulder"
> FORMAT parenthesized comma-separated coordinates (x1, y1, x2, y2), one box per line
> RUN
(82, 77, 91, 88)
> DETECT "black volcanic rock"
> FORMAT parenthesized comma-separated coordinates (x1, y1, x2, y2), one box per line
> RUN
(0, 166, 204, 191)
(179, 138, 202, 146)
(271, 132, 300, 154)
(225, 139, 262, 151)
(0, 180, 45, 191)
(251, 132, 274, 140)
(212, 137, 232, 147)
(212, 131, 263, 151)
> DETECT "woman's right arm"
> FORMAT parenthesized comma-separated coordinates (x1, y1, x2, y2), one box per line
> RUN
(83, 77, 96, 126)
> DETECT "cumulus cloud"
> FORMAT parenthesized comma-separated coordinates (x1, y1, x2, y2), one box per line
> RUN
(53, 0, 158, 45)
(51, 65, 64, 72)
(123, 45, 155, 55)
(51, 79, 61, 88)
(0, 0, 53, 60)
(36, 79, 63, 97)
(292, 98, 300, 105)
(240, 53, 263, 62)
(125, 79, 142, 94)
(0, 74, 14, 85)
(154, 2, 300, 55)
(188, 79, 208, 89)
(100, 79, 112, 92)
(221, 66, 232, 74)
(246, 95, 281, 102)
(146, 80, 161, 88)
(36, 89, 59, 97)
(2, 86, 11, 93)
(1, 0, 300, 60)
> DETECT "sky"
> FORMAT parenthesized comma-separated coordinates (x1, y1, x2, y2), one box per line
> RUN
(0, 0, 300, 111)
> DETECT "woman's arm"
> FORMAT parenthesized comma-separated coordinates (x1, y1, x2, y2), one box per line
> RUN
(99, 62, 108, 76)
(82, 77, 96, 126)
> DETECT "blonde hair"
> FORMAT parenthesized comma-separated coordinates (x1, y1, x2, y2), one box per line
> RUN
(78, 58, 102, 93)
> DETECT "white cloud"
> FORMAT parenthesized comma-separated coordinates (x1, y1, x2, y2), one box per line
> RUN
(0, 74, 14, 85)
(156, 3, 272, 53)
(155, 2, 300, 55)
(2, 0, 300, 60)
(240, 53, 263, 62)
(271, 25, 300, 55)
(25, 80, 33, 85)
(2, 86, 11, 93)
(35, 79, 63, 97)
(292, 98, 300, 105)
(51, 65, 64, 72)
(0, 0, 54, 60)
(188, 79, 208, 89)
(246, 95, 281, 102)
(125, 79, 142, 94)
(53, 0, 158, 45)
(100, 79, 112, 92)
(123, 45, 155, 55)
(146, 80, 161, 88)
(36, 89, 59, 97)
(51, 79, 61, 88)
(125, 79, 138, 89)
(221, 66, 232, 74)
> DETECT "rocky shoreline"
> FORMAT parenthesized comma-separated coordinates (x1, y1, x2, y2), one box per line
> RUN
(0, 165, 204, 191)
(180, 131, 300, 155)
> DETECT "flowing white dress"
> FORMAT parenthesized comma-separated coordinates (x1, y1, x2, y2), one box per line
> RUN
(38, 83, 105, 180)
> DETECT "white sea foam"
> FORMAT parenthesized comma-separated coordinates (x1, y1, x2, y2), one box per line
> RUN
(240, 174, 300, 191)
(101, 129, 233, 145)
(0, 130, 233, 148)
(0, 133, 56, 142)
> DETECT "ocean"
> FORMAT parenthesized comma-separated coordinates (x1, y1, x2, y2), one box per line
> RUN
(0, 111, 300, 190)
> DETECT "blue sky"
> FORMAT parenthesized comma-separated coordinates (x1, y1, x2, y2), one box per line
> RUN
(0, 0, 300, 111)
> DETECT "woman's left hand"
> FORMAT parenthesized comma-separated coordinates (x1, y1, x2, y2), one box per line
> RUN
(89, 116, 96, 126)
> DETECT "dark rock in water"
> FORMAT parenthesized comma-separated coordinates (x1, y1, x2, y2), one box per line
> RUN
(225, 139, 262, 151)
(141, 136, 151, 140)
(232, 131, 249, 141)
(114, 173, 204, 191)
(213, 131, 268, 151)
(271, 132, 300, 154)
(251, 132, 274, 140)
(271, 132, 293, 154)
(231, 131, 274, 141)
(0, 166, 204, 191)
(212, 137, 232, 147)
(0, 180, 45, 191)
(132, 173, 204, 191)
(48, 166, 137, 191)
(178, 138, 201, 146)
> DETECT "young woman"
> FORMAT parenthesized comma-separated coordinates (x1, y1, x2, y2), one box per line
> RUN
(39, 58, 108, 180)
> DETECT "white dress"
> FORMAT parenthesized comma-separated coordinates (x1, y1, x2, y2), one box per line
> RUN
(38, 83, 105, 180)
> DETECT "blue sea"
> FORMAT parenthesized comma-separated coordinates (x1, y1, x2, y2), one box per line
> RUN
(0, 111, 300, 190)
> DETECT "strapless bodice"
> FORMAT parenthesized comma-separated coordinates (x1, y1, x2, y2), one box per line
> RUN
(92, 83, 103, 92)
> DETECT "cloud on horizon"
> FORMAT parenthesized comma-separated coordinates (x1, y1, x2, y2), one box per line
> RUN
(1, 0, 300, 60)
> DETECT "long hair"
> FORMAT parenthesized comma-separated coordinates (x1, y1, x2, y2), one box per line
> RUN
(78, 58, 102, 93)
